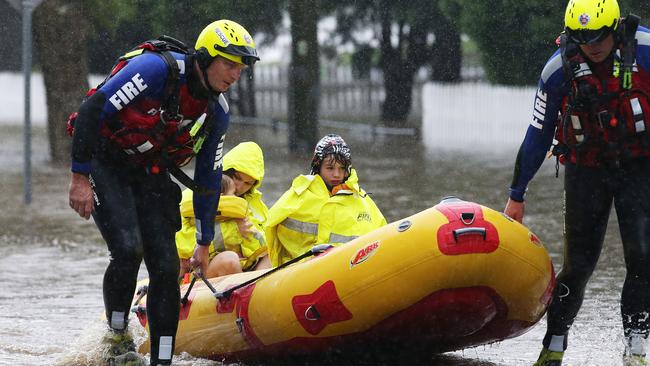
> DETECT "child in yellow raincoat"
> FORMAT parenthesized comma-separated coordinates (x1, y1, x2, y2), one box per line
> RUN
(176, 141, 270, 278)
(266, 134, 386, 267)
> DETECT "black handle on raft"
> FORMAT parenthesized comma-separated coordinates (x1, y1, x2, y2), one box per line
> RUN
(180, 276, 197, 306)
(198, 273, 219, 294)
(453, 227, 486, 242)
(132, 285, 148, 307)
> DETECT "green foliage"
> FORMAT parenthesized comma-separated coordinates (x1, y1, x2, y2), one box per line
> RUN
(451, 0, 649, 86)
(86, 0, 137, 32)
(326, 0, 441, 62)
(149, 0, 284, 47)
(87, 0, 284, 73)
(621, 0, 650, 25)
(324, 0, 461, 123)
(86, 0, 162, 73)
(451, 0, 564, 85)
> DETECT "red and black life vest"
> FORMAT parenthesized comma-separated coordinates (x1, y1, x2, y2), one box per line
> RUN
(68, 36, 213, 168)
(554, 18, 650, 166)
(555, 54, 650, 165)
(101, 83, 209, 168)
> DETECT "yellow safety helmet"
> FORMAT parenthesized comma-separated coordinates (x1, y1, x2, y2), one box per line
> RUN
(564, 0, 620, 44)
(195, 19, 260, 68)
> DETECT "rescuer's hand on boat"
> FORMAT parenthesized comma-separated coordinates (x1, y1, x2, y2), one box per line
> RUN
(190, 244, 210, 277)
(68, 172, 94, 220)
(504, 198, 525, 223)
(178, 258, 191, 279)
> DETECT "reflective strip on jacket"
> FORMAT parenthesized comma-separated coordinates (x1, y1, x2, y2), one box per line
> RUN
(266, 169, 387, 267)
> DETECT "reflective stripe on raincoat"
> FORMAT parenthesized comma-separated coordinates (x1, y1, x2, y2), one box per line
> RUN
(266, 168, 386, 267)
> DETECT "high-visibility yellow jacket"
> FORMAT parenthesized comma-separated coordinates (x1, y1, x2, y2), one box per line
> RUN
(266, 169, 386, 267)
(176, 141, 269, 271)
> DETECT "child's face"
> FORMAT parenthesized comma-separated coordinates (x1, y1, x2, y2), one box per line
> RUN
(319, 155, 347, 187)
(232, 171, 256, 196)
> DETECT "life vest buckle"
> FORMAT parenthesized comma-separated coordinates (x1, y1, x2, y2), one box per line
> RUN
(160, 109, 183, 125)
(596, 110, 612, 129)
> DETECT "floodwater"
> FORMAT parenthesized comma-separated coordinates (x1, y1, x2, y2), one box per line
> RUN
(0, 122, 635, 365)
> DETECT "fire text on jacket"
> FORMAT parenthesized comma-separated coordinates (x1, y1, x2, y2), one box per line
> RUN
(108, 73, 148, 111)
(214, 135, 225, 170)
(531, 88, 547, 130)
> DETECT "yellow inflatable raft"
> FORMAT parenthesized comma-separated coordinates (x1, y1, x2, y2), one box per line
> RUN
(133, 197, 555, 361)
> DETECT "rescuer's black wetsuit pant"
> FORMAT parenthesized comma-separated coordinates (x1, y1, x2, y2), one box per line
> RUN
(90, 157, 181, 365)
(543, 157, 650, 349)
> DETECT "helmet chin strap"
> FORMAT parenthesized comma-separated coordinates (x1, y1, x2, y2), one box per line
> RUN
(200, 67, 222, 97)
(191, 57, 221, 97)
(187, 62, 210, 100)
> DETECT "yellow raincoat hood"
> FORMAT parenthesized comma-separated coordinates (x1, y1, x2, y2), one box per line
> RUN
(223, 141, 264, 194)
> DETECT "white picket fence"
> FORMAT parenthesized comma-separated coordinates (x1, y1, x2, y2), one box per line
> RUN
(250, 63, 486, 123)
(421, 82, 537, 152)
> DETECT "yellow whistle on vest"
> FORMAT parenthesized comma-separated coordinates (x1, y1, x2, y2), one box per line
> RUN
(189, 113, 207, 137)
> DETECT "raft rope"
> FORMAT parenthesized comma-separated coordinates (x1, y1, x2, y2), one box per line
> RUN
(176, 244, 333, 306)
(195, 244, 334, 301)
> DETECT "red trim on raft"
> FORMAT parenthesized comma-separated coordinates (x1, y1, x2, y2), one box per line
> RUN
(215, 286, 534, 362)
(136, 307, 147, 328)
(540, 262, 557, 306)
(135, 287, 197, 327)
(234, 284, 264, 348)
(291, 280, 353, 335)
(216, 284, 239, 313)
(179, 292, 196, 321)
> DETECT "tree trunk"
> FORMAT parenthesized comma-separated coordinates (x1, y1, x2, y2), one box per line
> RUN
(378, 7, 417, 127)
(33, 0, 89, 165)
(288, 0, 319, 154)
(431, 15, 461, 82)
(232, 68, 257, 117)
(246, 69, 257, 117)
(382, 70, 414, 125)
(0, 2, 22, 71)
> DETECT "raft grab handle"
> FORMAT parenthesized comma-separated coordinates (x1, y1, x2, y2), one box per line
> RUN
(453, 227, 486, 242)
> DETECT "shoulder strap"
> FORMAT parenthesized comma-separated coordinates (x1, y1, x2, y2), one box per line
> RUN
(156, 51, 182, 122)
(167, 164, 217, 196)
(124, 35, 191, 121)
